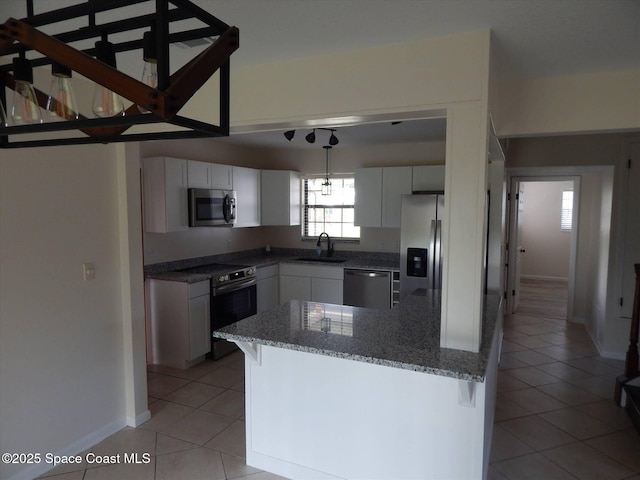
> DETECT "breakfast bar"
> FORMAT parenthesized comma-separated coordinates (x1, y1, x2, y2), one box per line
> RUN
(215, 291, 503, 480)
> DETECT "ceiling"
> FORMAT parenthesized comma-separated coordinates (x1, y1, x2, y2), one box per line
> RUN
(2, 0, 639, 148)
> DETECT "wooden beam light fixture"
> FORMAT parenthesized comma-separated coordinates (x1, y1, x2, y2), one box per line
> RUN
(0, 0, 239, 148)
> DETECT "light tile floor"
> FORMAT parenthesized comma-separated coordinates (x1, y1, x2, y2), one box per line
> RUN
(489, 280, 640, 480)
(39, 279, 639, 480)
(39, 351, 286, 480)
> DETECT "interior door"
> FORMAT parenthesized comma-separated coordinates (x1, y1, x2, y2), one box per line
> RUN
(507, 180, 525, 314)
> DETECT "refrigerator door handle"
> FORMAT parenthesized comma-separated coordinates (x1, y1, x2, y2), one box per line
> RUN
(435, 219, 442, 290)
(428, 219, 437, 289)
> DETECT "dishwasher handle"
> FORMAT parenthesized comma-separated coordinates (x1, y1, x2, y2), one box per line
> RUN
(345, 270, 390, 278)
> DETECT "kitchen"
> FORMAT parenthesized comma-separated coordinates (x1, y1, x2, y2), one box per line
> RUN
(140, 119, 503, 479)
(2, 2, 639, 480)
(140, 122, 450, 360)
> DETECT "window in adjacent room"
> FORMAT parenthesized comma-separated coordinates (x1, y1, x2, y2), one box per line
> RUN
(561, 188, 573, 231)
(302, 176, 360, 240)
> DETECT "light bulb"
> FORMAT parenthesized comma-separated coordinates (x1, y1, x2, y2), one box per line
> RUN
(138, 31, 157, 114)
(11, 57, 42, 125)
(46, 63, 79, 121)
(0, 101, 8, 127)
(92, 40, 125, 118)
(92, 86, 125, 118)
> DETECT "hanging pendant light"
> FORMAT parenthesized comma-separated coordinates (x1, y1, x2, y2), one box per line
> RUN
(10, 55, 42, 125)
(321, 145, 332, 196)
(45, 62, 80, 121)
(138, 30, 158, 114)
(92, 38, 125, 118)
(0, 0, 239, 148)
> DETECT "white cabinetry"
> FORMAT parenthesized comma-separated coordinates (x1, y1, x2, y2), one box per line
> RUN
(261, 170, 300, 226)
(142, 156, 189, 233)
(233, 166, 261, 227)
(354, 167, 382, 227)
(355, 166, 412, 228)
(382, 167, 413, 228)
(187, 160, 233, 190)
(257, 264, 279, 313)
(412, 165, 445, 192)
(147, 279, 211, 369)
(280, 263, 343, 305)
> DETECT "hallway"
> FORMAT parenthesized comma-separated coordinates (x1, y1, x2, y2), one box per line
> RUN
(489, 279, 640, 479)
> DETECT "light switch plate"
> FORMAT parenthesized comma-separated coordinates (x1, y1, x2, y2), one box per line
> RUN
(83, 262, 95, 281)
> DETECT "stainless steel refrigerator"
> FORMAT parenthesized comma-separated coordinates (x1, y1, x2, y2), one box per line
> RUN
(400, 194, 444, 299)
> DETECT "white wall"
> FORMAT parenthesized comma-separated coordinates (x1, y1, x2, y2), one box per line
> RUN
(520, 181, 572, 280)
(493, 69, 640, 137)
(0, 145, 130, 480)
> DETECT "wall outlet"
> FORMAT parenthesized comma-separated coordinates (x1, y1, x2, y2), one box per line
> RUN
(83, 262, 95, 281)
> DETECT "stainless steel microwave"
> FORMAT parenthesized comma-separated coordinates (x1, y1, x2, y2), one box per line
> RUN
(188, 189, 236, 226)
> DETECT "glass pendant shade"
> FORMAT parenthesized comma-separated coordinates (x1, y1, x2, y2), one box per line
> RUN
(138, 31, 158, 114)
(92, 40, 125, 118)
(321, 146, 332, 196)
(0, 101, 8, 127)
(321, 178, 332, 196)
(46, 62, 79, 121)
(10, 57, 42, 125)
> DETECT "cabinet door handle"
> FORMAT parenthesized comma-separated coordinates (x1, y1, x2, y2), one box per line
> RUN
(345, 270, 389, 278)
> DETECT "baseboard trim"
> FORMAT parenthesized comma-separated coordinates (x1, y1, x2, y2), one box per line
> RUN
(5, 417, 127, 480)
(586, 327, 626, 360)
(128, 409, 151, 427)
(520, 275, 568, 282)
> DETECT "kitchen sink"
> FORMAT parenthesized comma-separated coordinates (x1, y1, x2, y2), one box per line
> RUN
(294, 257, 348, 263)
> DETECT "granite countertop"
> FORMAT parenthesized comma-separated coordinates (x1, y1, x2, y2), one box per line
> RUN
(214, 291, 502, 382)
(145, 249, 400, 283)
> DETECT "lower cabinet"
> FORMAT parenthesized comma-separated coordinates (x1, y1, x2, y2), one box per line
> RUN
(280, 264, 343, 305)
(146, 279, 211, 369)
(257, 264, 279, 313)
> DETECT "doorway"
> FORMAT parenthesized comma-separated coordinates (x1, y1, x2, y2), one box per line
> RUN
(506, 176, 580, 320)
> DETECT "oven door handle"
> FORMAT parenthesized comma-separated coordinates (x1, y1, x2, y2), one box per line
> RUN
(212, 277, 257, 295)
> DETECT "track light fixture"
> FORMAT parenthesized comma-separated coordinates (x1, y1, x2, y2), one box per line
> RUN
(283, 127, 339, 145)
(305, 129, 316, 143)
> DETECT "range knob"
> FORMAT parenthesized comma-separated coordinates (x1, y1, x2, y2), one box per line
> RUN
(218, 275, 226, 283)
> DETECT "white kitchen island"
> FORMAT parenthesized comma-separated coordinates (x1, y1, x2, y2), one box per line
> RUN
(215, 291, 502, 480)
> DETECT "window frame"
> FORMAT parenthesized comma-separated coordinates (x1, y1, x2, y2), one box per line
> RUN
(561, 188, 573, 232)
(301, 174, 360, 242)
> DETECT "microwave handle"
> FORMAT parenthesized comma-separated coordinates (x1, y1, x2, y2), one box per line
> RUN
(223, 194, 231, 223)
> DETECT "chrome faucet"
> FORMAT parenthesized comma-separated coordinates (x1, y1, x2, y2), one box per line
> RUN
(316, 232, 334, 257)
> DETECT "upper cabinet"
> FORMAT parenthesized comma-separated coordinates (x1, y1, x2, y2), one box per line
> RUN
(354, 167, 382, 227)
(412, 165, 445, 192)
(355, 166, 412, 228)
(233, 166, 261, 228)
(187, 160, 233, 190)
(261, 170, 300, 226)
(355, 165, 445, 228)
(143, 156, 189, 233)
(381, 167, 413, 228)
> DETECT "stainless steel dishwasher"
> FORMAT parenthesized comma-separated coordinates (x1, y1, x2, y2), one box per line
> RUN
(343, 269, 392, 309)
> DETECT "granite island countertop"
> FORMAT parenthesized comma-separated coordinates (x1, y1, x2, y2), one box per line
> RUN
(215, 290, 502, 382)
